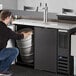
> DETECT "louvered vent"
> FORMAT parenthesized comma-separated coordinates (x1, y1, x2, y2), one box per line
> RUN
(57, 56, 69, 74)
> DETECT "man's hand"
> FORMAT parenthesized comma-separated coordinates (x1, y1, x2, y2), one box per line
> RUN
(21, 31, 33, 38)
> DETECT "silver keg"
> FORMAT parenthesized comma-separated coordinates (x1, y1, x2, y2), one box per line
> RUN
(16, 28, 33, 63)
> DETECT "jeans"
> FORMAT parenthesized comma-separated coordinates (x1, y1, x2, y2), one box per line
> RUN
(0, 48, 19, 73)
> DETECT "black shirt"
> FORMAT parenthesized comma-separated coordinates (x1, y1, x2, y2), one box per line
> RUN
(0, 21, 24, 50)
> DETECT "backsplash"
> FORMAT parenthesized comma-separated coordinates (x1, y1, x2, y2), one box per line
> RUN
(10, 10, 57, 20)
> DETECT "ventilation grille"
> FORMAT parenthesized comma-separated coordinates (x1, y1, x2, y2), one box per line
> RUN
(57, 56, 69, 74)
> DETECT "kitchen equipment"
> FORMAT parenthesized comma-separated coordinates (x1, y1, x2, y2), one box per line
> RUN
(17, 39, 32, 48)
(57, 14, 76, 21)
(21, 54, 34, 63)
(16, 28, 33, 64)
(57, 29, 74, 75)
(19, 46, 33, 56)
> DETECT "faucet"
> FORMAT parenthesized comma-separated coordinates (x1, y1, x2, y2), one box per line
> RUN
(43, 3, 48, 23)
(36, 3, 48, 23)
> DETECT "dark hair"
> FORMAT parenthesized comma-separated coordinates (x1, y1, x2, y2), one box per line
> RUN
(0, 10, 12, 20)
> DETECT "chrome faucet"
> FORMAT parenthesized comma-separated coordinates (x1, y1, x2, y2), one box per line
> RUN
(36, 3, 48, 23)
(43, 3, 48, 23)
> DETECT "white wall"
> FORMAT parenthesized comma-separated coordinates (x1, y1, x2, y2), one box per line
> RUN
(17, 0, 45, 10)
(0, 0, 17, 9)
(45, 0, 76, 13)
(17, 0, 76, 13)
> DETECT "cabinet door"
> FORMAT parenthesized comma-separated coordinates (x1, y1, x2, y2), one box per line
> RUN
(34, 27, 57, 73)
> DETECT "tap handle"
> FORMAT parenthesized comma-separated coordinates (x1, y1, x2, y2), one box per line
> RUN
(45, 3, 47, 7)
(45, 3, 48, 10)
(36, 6, 38, 12)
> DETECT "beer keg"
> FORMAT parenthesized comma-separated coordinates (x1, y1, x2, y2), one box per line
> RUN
(16, 28, 33, 63)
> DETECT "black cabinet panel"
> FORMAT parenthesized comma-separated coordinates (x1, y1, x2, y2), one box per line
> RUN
(34, 27, 58, 73)
(57, 30, 74, 75)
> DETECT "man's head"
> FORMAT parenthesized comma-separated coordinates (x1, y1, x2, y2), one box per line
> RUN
(0, 10, 12, 25)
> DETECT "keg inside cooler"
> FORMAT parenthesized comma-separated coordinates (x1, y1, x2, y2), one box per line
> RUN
(19, 46, 33, 56)
(17, 28, 33, 40)
(21, 54, 34, 63)
(17, 28, 33, 33)
(16, 28, 33, 64)
(17, 39, 32, 48)
(16, 28, 33, 48)
(17, 35, 32, 41)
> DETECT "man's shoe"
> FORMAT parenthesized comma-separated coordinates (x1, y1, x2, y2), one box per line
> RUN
(0, 73, 5, 76)
(0, 71, 12, 76)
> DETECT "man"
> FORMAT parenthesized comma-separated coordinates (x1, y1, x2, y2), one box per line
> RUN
(0, 10, 32, 76)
